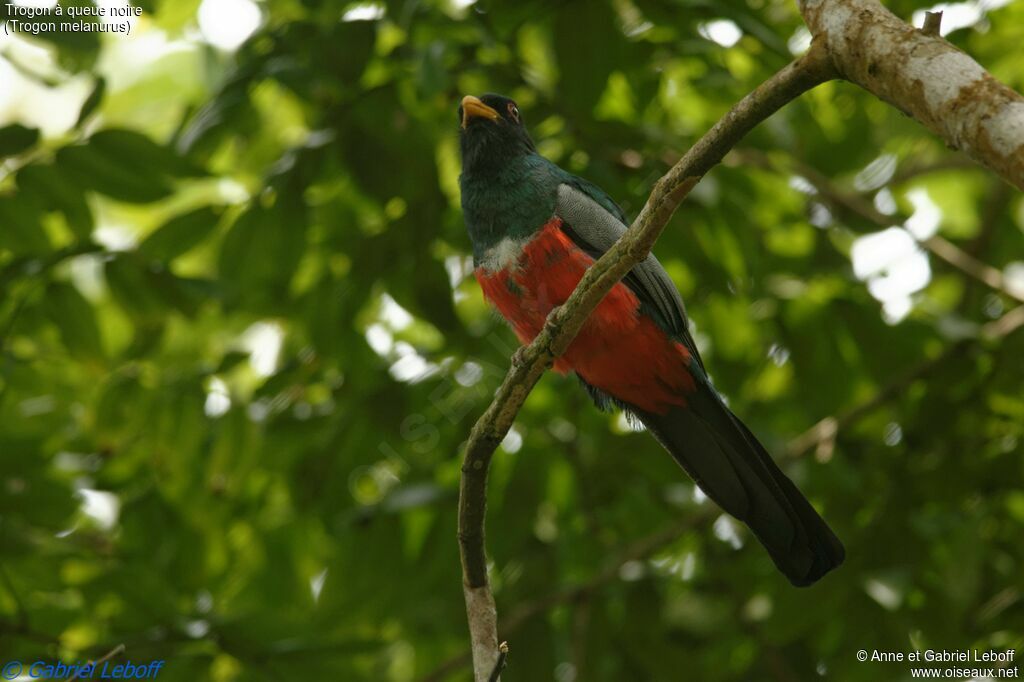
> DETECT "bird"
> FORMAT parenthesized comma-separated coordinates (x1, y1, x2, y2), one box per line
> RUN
(457, 93, 844, 587)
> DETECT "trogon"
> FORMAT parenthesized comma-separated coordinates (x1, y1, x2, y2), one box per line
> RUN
(457, 93, 844, 586)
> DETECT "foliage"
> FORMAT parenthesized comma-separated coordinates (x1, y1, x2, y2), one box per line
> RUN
(1, 0, 1022, 680)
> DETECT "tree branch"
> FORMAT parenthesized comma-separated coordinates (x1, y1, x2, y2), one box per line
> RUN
(798, 0, 1024, 190)
(886, 156, 981, 187)
(921, 11, 942, 37)
(737, 149, 1024, 303)
(786, 301, 1024, 458)
(456, 41, 837, 682)
(486, 642, 508, 682)
(426, 512, 713, 682)
(784, 342, 963, 459)
(69, 644, 126, 682)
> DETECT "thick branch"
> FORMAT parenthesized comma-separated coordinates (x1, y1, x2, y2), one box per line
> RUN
(798, 0, 1024, 189)
(457, 41, 837, 682)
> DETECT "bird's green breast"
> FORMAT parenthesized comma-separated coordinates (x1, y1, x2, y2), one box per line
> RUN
(460, 154, 563, 262)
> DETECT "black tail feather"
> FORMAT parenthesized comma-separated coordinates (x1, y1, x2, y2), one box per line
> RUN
(635, 387, 844, 586)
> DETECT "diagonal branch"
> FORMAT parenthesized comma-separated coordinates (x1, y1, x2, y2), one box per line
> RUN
(786, 301, 1024, 458)
(457, 40, 838, 682)
(737, 149, 1024, 303)
(69, 644, 126, 681)
(886, 157, 981, 186)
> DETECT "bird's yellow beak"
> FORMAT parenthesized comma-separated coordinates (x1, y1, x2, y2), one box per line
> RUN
(461, 95, 500, 129)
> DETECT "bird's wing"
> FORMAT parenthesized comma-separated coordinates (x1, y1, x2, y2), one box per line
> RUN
(560, 174, 629, 224)
(554, 182, 706, 373)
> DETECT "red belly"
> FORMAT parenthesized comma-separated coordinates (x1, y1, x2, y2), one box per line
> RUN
(475, 219, 694, 414)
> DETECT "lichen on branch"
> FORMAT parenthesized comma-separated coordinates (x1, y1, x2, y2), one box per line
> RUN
(798, 0, 1024, 189)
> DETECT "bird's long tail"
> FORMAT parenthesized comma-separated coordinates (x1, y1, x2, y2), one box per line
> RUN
(635, 385, 844, 586)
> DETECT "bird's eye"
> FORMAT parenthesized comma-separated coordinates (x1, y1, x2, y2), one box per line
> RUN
(507, 102, 520, 122)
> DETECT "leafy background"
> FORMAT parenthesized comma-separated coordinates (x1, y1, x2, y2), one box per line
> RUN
(1, 0, 1022, 680)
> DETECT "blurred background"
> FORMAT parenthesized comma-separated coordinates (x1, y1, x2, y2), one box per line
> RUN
(1, 0, 1023, 679)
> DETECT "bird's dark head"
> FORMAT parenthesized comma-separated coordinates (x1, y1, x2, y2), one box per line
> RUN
(458, 93, 536, 175)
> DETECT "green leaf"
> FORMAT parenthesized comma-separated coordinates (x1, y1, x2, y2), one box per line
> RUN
(56, 142, 173, 204)
(218, 198, 307, 307)
(138, 206, 222, 261)
(215, 350, 251, 374)
(334, 21, 376, 83)
(105, 253, 209, 322)
(175, 61, 261, 156)
(16, 163, 94, 238)
(553, 0, 623, 113)
(105, 255, 172, 321)
(75, 77, 106, 128)
(44, 282, 105, 361)
(276, 20, 376, 90)
(30, 0, 101, 56)
(53, 129, 206, 204)
(0, 195, 50, 253)
(89, 129, 205, 178)
(0, 124, 40, 158)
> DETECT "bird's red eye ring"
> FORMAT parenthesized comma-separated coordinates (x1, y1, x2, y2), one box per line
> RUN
(507, 102, 520, 122)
